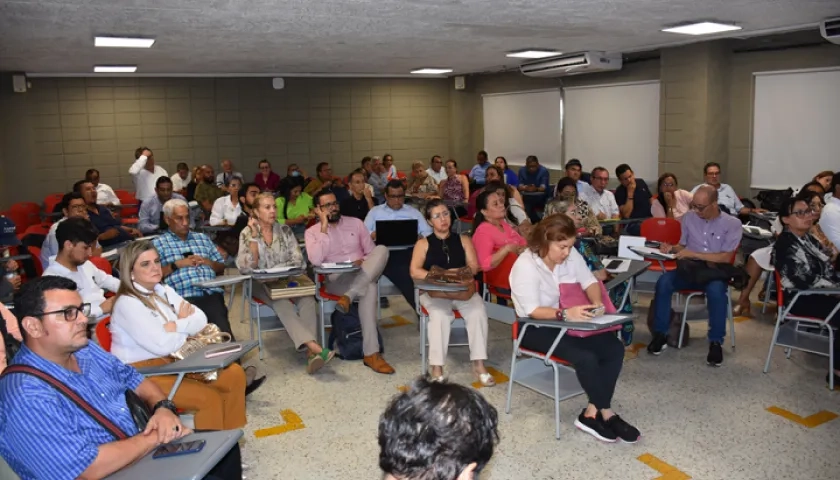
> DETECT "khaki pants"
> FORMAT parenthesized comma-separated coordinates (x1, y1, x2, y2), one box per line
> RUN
(131, 358, 247, 430)
(419, 293, 489, 367)
(325, 245, 389, 356)
(252, 283, 318, 349)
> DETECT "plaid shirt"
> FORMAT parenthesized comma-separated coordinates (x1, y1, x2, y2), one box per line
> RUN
(152, 230, 224, 298)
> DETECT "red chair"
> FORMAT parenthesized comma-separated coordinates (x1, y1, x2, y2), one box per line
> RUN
(22, 224, 49, 238)
(640, 218, 681, 273)
(396, 171, 406, 180)
(44, 193, 64, 213)
(315, 273, 343, 346)
(89, 256, 113, 276)
(26, 246, 44, 277)
(116, 191, 140, 218)
(95, 317, 113, 352)
(9, 202, 41, 232)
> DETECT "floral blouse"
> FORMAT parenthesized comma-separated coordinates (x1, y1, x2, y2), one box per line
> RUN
(772, 230, 840, 296)
(236, 222, 305, 273)
(574, 198, 602, 237)
(408, 174, 438, 195)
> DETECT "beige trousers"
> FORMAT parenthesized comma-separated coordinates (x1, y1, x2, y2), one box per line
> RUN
(419, 292, 489, 367)
(325, 245, 389, 356)
(252, 283, 319, 349)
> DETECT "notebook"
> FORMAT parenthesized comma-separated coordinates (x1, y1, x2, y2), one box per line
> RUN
(375, 219, 418, 247)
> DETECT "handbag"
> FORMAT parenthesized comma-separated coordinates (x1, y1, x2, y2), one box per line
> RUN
(170, 323, 232, 382)
(676, 259, 749, 290)
(558, 282, 622, 338)
(124, 388, 153, 431)
(424, 266, 476, 301)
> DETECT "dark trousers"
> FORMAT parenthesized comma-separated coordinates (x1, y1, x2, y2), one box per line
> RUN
(187, 292, 235, 341)
(198, 435, 242, 480)
(523, 195, 547, 224)
(519, 324, 624, 410)
(789, 295, 840, 370)
(623, 221, 642, 236)
(382, 248, 416, 309)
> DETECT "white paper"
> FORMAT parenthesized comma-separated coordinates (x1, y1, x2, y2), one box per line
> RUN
(629, 246, 676, 260)
(321, 262, 354, 269)
(585, 314, 629, 325)
(618, 235, 647, 260)
(253, 266, 295, 274)
(742, 226, 772, 237)
(603, 258, 630, 273)
(135, 235, 160, 242)
(101, 249, 119, 259)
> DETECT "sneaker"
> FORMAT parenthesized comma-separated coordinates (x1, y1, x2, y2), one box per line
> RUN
(647, 333, 668, 356)
(307, 348, 335, 374)
(573, 409, 617, 443)
(380, 297, 390, 309)
(604, 414, 640, 443)
(707, 342, 723, 367)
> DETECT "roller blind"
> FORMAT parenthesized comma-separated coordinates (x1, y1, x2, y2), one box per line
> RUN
(482, 89, 562, 169)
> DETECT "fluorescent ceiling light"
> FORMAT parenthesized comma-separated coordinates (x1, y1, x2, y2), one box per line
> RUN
(94, 36, 155, 48)
(506, 50, 561, 59)
(94, 65, 137, 73)
(661, 22, 742, 35)
(411, 68, 453, 75)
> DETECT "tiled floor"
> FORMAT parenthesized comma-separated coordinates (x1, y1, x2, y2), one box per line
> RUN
(231, 289, 840, 480)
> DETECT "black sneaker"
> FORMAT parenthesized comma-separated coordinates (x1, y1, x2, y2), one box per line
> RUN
(380, 297, 390, 308)
(573, 409, 617, 443)
(604, 414, 640, 443)
(647, 333, 668, 356)
(707, 342, 723, 367)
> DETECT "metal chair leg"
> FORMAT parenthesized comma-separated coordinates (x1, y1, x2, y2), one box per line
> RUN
(505, 341, 518, 415)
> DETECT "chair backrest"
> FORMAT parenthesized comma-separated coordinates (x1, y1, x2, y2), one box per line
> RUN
(89, 256, 113, 276)
(26, 246, 43, 277)
(483, 252, 518, 296)
(23, 224, 49, 238)
(640, 218, 681, 245)
(116, 191, 139, 217)
(95, 317, 112, 352)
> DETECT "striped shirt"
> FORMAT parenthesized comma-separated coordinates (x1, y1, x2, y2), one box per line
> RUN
(0, 343, 144, 480)
(152, 230, 224, 298)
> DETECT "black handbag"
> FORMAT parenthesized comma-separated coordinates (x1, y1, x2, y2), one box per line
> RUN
(125, 389, 153, 431)
(676, 259, 749, 290)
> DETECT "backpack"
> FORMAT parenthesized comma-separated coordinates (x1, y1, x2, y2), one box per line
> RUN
(646, 296, 690, 348)
(0, 310, 21, 366)
(327, 304, 383, 360)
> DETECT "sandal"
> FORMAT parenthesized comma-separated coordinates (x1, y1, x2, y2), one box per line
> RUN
(733, 301, 752, 318)
(476, 372, 496, 387)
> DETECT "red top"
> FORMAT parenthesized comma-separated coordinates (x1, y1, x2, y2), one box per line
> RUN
(254, 171, 281, 192)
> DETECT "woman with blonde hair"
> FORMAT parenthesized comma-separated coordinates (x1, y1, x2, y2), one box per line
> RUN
(110, 241, 255, 430)
(406, 161, 439, 198)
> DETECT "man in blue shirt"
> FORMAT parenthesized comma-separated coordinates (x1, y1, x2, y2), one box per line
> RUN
(0, 276, 243, 480)
(79, 180, 140, 247)
(364, 180, 431, 309)
(137, 176, 189, 234)
(468, 150, 491, 193)
(517, 155, 551, 223)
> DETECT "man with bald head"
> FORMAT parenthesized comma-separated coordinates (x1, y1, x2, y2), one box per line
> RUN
(647, 185, 742, 367)
(215, 159, 243, 187)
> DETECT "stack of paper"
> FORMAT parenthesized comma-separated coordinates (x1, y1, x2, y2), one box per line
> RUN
(321, 262, 355, 269)
(629, 246, 676, 259)
(253, 266, 296, 274)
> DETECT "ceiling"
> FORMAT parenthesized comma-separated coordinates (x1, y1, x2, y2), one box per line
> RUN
(0, 0, 836, 75)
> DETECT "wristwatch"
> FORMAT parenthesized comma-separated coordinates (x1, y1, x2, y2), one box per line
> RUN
(153, 399, 178, 416)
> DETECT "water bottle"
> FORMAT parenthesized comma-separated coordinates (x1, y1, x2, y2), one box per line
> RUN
(2, 249, 15, 280)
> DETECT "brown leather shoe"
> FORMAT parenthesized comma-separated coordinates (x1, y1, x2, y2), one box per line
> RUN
(335, 295, 352, 314)
(364, 353, 395, 374)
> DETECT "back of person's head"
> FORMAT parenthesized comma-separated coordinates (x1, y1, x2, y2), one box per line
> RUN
(615, 163, 632, 178)
(528, 213, 576, 257)
(60, 192, 84, 211)
(379, 377, 499, 480)
(544, 197, 574, 217)
(56, 217, 98, 252)
(14, 276, 79, 343)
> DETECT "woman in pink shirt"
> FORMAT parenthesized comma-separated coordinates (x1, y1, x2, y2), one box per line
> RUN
(651, 173, 692, 220)
(0, 303, 21, 373)
(472, 189, 527, 272)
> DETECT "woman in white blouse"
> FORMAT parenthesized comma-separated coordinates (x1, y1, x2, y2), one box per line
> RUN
(236, 193, 334, 374)
(209, 176, 243, 226)
(509, 213, 640, 444)
(110, 240, 250, 430)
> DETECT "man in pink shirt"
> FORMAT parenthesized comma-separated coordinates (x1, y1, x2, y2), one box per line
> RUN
(305, 190, 394, 374)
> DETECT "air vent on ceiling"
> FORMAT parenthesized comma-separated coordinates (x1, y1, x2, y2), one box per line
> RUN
(820, 17, 840, 45)
(519, 51, 622, 77)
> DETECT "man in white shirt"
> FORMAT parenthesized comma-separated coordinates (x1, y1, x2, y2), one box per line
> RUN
(128, 146, 168, 203)
(171, 162, 192, 195)
(555, 159, 597, 205)
(821, 173, 840, 248)
(42, 217, 120, 320)
(85, 169, 120, 206)
(215, 159, 243, 187)
(587, 166, 620, 219)
(41, 192, 101, 268)
(426, 155, 447, 184)
(690, 162, 764, 217)
(138, 176, 188, 234)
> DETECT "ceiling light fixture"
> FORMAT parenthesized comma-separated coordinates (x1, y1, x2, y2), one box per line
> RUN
(506, 50, 561, 59)
(94, 36, 155, 48)
(661, 22, 742, 36)
(410, 68, 453, 75)
(94, 65, 138, 73)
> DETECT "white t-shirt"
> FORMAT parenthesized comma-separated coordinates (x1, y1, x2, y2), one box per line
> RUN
(42, 260, 120, 319)
(589, 189, 620, 218)
(171, 172, 192, 192)
(509, 249, 596, 318)
(821, 196, 840, 249)
(128, 155, 168, 202)
(426, 167, 447, 184)
(209, 196, 242, 226)
(96, 183, 121, 206)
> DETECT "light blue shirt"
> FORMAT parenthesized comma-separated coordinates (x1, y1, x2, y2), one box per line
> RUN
(690, 183, 744, 215)
(469, 162, 491, 184)
(364, 204, 432, 237)
(138, 193, 189, 234)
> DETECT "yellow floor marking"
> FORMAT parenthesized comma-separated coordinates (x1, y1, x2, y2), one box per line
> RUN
(471, 366, 509, 389)
(734, 315, 752, 323)
(381, 315, 412, 329)
(397, 385, 409, 392)
(637, 453, 691, 480)
(624, 342, 646, 361)
(254, 409, 305, 438)
(766, 406, 838, 428)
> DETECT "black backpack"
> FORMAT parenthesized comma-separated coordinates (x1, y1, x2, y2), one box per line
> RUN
(327, 304, 383, 360)
(0, 309, 21, 366)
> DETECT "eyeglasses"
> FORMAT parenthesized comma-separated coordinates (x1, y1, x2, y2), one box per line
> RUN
(36, 303, 91, 322)
(430, 210, 451, 220)
(689, 203, 710, 212)
(661, 183, 675, 188)
(791, 208, 815, 217)
(320, 201, 339, 209)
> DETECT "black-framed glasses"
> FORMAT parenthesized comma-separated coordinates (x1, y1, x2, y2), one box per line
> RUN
(320, 201, 339, 209)
(36, 303, 91, 322)
(689, 202, 710, 212)
(791, 208, 815, 218)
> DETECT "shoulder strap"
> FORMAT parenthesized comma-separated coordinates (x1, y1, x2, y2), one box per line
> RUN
(1, 365, 130, 441)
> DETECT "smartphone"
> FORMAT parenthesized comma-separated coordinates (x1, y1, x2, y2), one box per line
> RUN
(152, 439, 206, 459)
(182, 251, 194, 258)
(586, 306, 605, 317)
(204, 344, 243, 358)
(605, 260, 623, 270)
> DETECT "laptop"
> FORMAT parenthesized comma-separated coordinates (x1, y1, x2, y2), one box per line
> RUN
(375, 220, 418, 247)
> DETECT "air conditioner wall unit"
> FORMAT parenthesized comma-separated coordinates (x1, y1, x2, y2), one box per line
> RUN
(820, 17, 840, 45)
(519, 51, 623, 77)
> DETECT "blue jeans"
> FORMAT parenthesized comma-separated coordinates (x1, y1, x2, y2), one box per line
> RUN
(654, 270, 728, 343)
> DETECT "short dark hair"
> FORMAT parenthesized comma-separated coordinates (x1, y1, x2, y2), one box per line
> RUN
(797, 189, 825, 208)
(312, 188, 336, 207)
(134, 146, 150, 159)
(361, 156, 372, 166)
(830, 172, 840, 196)
(84, 169, 99, 180)
(155, 176, 173, 188)
(554, 177, 577, 197)
(72, 180, 90, 193)
(591, 166, 608, 177)
(703, 162, 721, 174)
(56, 217, 99, 252)
(445, 159, 458, 168)
(526, 155, 539, 164)
(615, 164, 633, 178)
(176, 162, 189, 171)
(348, 169, 366, 182)
(529, 213, 576, 257)
(60, 192, 84, 211)
(384, 180, 405, 197)
(258, 159, 270, 167)
(801, 181, 825, 194)
(422, 199, 448, 220)
(14, 276, 79, 342)
(778, 196, 806, 220)
(430, 155, 442, 163)
(477, 150, 488, 160)
(316, 162, 329, 175)
(378, 377, 499, 480)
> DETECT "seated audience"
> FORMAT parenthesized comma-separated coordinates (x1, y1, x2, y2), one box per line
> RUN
(276, 176, 314, 236)
(379, 378, 499, 480)
(467, 167, 525, 219)
(209, 177, 243, 226)
(0, 303, 20, 374)
(283, 163, 307, 183)
(41, 192, 101, 267)
(814, 170, 834, 194)
(554, 177, 602, 237)
(361, 156, 374, 180)
(517, 155, 551, 223)
(472, 189, 527, 273)
(690, 162, 764, 216)
(305, 190, 394, 374)
(509, 213, 640, 443)
(111, 241, 259, 430)
(254, 158, 281, 193)
(237, 193, 333, 373)
(215, 159, 243, 187)
(42, 218, 119, 320)
(138, 176, 187, 234)
(409, 199, 492, 385)
(185, 165, 202, 202)
(439, 159, 470, 205)
(495, 156, 519, 187)
(821, 172, 840, 248)
(383, 153, 399, 181)
(304, 162, 348, 203)
(152, 199, 234, 338)
(588, 167, 620, 220)
(772, 195, 840, 386)
(128, 146, 168, 203)
(171, 162, 191, 196)
(406, 161, 439, 198)
(85, 168, 120, 206)
(554, 159, 596, 205)
(648, 186, 742, 366)
(614, 163, 652, 236)
(232, 182, 261, 237)
(468, 150, 491, 191)
(341, 169, 376, 220)
(369, 156, 390, 200)
(426, 155, 447, 184)
(194, 165, 225, 214)
(651, 173, 692, 220)
(80, 180, 140, 247)
(0, 276, 243, 480)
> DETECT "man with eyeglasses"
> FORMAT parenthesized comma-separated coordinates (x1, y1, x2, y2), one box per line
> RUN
(305, 190, 394, 374)
(647, 186, 742, 367)
(691, 162, 764, 217)
(43, 218, 119, 322)
(41, 192, 102, 268)
(587, 166, 620, 220)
